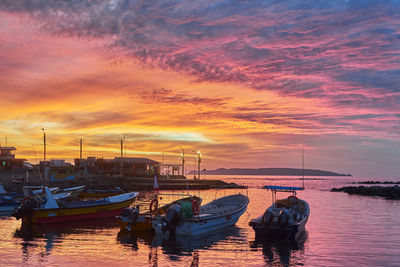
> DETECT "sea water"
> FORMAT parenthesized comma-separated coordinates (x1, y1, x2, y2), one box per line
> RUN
(0, 175, 399, 266)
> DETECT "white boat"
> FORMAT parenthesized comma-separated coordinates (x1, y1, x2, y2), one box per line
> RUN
(56, 185, 86, 199)
(152, 193, 249, 236)
(249, 186, 309, 239)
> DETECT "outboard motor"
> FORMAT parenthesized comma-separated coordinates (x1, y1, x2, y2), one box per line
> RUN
(278, 209, 289, 228)
(161, 204, 182, 235)
(12, 197, 37, 220)
(263, 210, 274, 225)
(120, 205, 140, 228)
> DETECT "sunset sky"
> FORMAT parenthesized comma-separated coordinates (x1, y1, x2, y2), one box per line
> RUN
(0, 1, 399, 177)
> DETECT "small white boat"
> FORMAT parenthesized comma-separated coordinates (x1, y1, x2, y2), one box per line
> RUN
(56, 185, 86, 199)
(249, 186, 309, 239)
(152, 193, 249, 236)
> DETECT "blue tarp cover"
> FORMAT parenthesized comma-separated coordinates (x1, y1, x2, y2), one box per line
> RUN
(263, 185, 304, 191)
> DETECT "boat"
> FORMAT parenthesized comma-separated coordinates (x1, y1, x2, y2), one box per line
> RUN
(0, 187, 71, 216)
(116, 193, 202, 232)
(0, 195, 21, 216)
(12, 187, 138, 224)
(56, 185, 86, 199)
(249, 186, 309, 239)
(79, 187, 125, 199)
(152, 193, 249, 236)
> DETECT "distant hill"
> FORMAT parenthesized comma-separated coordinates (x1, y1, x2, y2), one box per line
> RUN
(189, 168, 351, 176)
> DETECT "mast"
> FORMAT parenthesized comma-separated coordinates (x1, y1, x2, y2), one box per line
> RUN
(120, 139, 123, 176)
(302, 145, 305, 189)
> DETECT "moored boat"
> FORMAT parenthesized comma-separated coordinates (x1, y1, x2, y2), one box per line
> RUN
(249, 186, 309, 239)
(12, 187, 138, 224)
(0, 196, 20, 216)
(152, 193, 249, 236)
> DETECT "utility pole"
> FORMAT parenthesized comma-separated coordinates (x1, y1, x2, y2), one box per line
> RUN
(80, 138, 83, 160)
(42, 128, 46, 161)
(120, 136, 126, 176)
(120, 139, 123, 176)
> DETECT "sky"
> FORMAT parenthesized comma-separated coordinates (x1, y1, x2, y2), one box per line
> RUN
(0, 0, 399, 177)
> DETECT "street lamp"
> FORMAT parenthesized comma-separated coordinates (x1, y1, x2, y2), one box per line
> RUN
(181, 148, 185, 177)
(41, 128, 46, 161)
(197, 151, 201, 180)
(120, 135, 127, 176)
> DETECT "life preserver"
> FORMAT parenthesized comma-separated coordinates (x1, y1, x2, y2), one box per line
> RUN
(192, 199, 200, 215)
(21, 196, 32, 205)
(149, 198, 158, 213)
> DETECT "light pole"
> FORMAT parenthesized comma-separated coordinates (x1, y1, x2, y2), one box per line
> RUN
(120, 136, 126, 176)
(41, 128, 46, 161)
(197, 151, 201, 180)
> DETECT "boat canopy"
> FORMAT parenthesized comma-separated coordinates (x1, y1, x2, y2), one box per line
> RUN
(263, 185, 304, 202)
(263, 185, 304, 192)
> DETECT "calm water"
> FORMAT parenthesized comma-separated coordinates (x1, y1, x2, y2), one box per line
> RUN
(1, 175, 400, 266)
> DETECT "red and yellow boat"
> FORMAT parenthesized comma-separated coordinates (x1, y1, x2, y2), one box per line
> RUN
(13, 187, 138, 224)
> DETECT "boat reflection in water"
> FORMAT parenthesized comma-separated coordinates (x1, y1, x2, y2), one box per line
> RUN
(14, 218, 118, 259)
(250, 230, 308, 267)
(117, 226, 244, 266)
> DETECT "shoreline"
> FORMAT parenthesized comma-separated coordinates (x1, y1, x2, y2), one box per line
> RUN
(0, 169, 245, 193)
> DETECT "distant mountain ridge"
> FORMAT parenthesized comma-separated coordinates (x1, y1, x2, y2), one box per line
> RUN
(189, 168, 351, 176)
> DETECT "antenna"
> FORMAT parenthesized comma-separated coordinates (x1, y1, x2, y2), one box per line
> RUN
(302, 145, 305, 189)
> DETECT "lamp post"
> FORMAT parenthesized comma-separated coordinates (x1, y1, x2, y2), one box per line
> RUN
(41, 128, 46, 161)
(120, 136, 126, 176)
(197, 151, 201, 180)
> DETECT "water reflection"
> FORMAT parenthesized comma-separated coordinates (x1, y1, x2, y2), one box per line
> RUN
(250, 231, 308, 267)
(116, 226, 243, 266)
(13, 218, 117, 261)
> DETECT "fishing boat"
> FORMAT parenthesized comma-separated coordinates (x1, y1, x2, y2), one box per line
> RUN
(116, 193, 202, 232)
(152, 193, 249, 236)
(249, 186, 309, 239)
(12, 187, 138, 224)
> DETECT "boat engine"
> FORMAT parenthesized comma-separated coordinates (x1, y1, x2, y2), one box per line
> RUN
(161, 204, 181, 235)
(12, 197, 37, 220)
(278, 209, 289, 227)
(120, 205, 140, 226)
(262, 210, 274, 225)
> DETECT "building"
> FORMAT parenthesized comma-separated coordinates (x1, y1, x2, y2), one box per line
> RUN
(0, 147, 26, 170)
(75, 157, 160, 177)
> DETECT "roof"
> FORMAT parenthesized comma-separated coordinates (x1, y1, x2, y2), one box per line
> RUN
(0, 147, 16, 151)
(114, 157, 159, 164)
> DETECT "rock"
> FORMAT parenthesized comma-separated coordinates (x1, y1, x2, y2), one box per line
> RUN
(331, 185, 400, 200)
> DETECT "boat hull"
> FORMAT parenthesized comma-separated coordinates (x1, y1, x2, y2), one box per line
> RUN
(0, 203, 20, 216)
(23, 194, 137, 224)
(253, 219, 307, 240)
(153, 194, 249, 236)
(117, 214, 153, 231)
